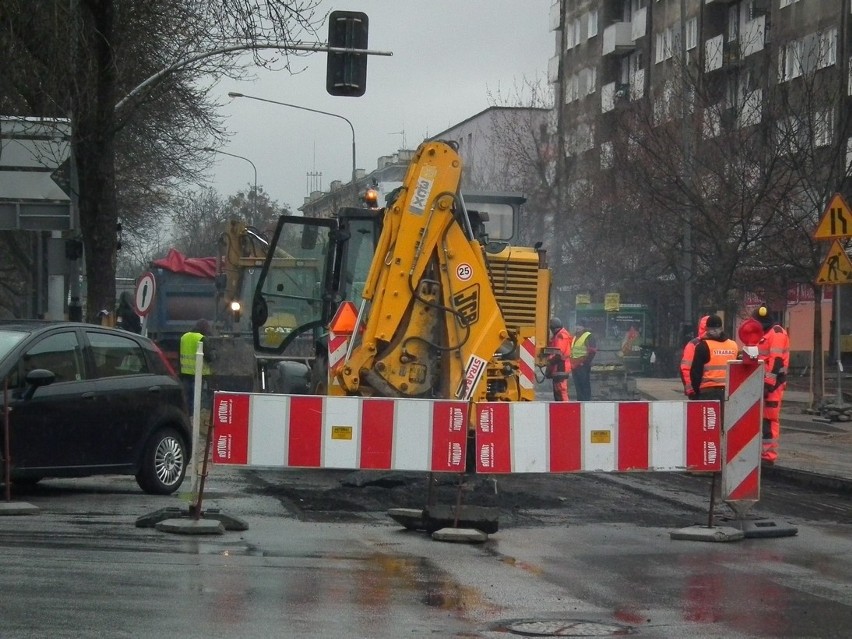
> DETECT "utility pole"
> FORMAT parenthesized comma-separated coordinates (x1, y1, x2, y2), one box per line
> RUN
(679, 0, 694, 332)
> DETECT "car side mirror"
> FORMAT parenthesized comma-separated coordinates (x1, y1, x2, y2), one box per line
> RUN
(23, 368, 56, 400)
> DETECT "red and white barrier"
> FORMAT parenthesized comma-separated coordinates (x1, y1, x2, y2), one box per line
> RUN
(327, 329, 348, 389)
(212, 392, 468, 472)
(210, 365, 761, 487)
(721, 361, 763, 504)
(519, 337, 536, 391)
(474, 400, 722, 474)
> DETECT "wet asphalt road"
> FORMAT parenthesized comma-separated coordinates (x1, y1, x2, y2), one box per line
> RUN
(0, 467, 850, 638)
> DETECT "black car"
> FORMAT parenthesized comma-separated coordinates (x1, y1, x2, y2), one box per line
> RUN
(0, 321, 191, 494)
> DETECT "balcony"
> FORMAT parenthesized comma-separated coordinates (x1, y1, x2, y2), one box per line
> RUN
(741, 16, 766, 57)
(602, 82, 615, 112)
(549, 1, 562, 31)
(704, 34, 724, 72)
(548, 55, 560, 84)
(630, 69, 645, 100)
(631, 7, 647, 41)
(704, 0, 738, 4)
(602, 22, 635, 56)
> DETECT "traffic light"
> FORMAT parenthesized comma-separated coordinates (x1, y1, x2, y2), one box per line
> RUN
(326, 11, 368, 97)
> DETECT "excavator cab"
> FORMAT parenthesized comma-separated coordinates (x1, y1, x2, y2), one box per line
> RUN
(250, 209, 381, 392)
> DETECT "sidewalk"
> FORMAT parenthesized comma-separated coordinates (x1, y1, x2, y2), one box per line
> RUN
(636, 377, 852, 492)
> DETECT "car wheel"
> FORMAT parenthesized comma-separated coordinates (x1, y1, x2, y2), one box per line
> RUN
(136, 427, 187, 495)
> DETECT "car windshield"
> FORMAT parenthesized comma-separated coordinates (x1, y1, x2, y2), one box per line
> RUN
(0, 330, 27, 360)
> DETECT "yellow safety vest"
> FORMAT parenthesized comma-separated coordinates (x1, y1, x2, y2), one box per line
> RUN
(571, 331, 591, 359)
(179, 332, 211, 376)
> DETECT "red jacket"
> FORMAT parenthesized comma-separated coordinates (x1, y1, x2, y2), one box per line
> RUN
(547, 328, 573, 377)
(680, 316, 710, 396)
(757, 324, 790, 397)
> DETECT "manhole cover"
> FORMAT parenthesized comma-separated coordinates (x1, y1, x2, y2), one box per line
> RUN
(498, 618, 634, 637)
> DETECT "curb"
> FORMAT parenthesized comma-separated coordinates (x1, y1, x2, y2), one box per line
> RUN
(761, 465, 852, 495)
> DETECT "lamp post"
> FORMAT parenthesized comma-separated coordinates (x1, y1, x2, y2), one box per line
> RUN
(203, 147, 257, 219)
(228, 92, 357, 185)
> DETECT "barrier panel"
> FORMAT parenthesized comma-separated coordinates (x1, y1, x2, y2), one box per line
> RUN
(212, 393, 468, 472)
(327, 328, 347, 391)
(474, 400, 722, 474)
(519, 337, 536, 391)
(722, 361, 763, 505)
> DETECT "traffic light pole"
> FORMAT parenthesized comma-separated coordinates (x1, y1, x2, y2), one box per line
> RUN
(115, 42, 391, 114)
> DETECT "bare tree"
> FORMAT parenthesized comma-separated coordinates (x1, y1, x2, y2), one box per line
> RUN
(557, 25, 805, 352)
(0, 0, 323, 321)
(753, 33, 852, 405)
(485, 79, 558, 248)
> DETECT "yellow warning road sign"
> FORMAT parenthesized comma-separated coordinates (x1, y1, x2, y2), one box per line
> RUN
(815, 240, 852, 285)
(814, 193, 852, 240)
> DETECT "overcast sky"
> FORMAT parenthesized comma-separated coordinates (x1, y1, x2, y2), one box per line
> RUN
(206, 0, 554, 212)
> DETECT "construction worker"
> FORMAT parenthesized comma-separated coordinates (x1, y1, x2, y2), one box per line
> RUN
(686, 315, 738, 403)
(753, 305, 790, 465)
(570, 322, 597, 401)
(180, 319, 213, 416)
(546, 317, 573, 401)
(680, 315, 710, 398)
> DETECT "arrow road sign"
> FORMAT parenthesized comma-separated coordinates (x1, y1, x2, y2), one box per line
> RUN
(814, 193, 852, 240)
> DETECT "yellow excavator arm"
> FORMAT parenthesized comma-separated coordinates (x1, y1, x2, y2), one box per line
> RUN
(337, 141, 514, 400)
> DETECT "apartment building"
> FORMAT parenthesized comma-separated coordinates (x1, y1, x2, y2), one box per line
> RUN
(300, 107, 551, 223)
(552, 0, 849, 177)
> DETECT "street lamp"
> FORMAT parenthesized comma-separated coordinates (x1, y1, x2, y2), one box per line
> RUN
(228, 92, 357, 185)
(203, 147, 258, 220)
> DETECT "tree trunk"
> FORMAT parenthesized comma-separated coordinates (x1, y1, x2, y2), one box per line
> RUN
(74, 0, 118, 322)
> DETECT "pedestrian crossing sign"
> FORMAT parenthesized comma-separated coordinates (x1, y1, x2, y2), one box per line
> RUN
(815, 240, 852, 285)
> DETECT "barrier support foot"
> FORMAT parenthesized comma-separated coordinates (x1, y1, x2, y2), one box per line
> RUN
(670, 524, 745, 542)
(135, 506, 248, 532)
(718, 515, 799, 539)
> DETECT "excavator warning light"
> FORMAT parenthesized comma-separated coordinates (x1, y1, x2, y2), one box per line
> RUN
(329, 301, 359, 335)
(230, 300, 242, 323)
(364, 188, 379, 208)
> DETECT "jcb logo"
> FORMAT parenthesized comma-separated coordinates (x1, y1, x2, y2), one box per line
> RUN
(410, 176, 433, 215)
(453, 284, 479, 326)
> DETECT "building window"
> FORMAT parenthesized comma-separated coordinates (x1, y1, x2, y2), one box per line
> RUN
(814, 109, 834, 147)
(587, 67, 597, 94)
(655, 32, 664, 63)
(588, 10, 598, 38)
(686, 18, 698, 51)
(778, 39, 803, 82)
(703, 107, 721, 139)
(600, 141, 613, 169)
(727, 5, 739, 42)
(818, 27, 837, 68)
(846, 137, 852, 174)
(566, 21, 574, 49)
(574, 20, 582, 45)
